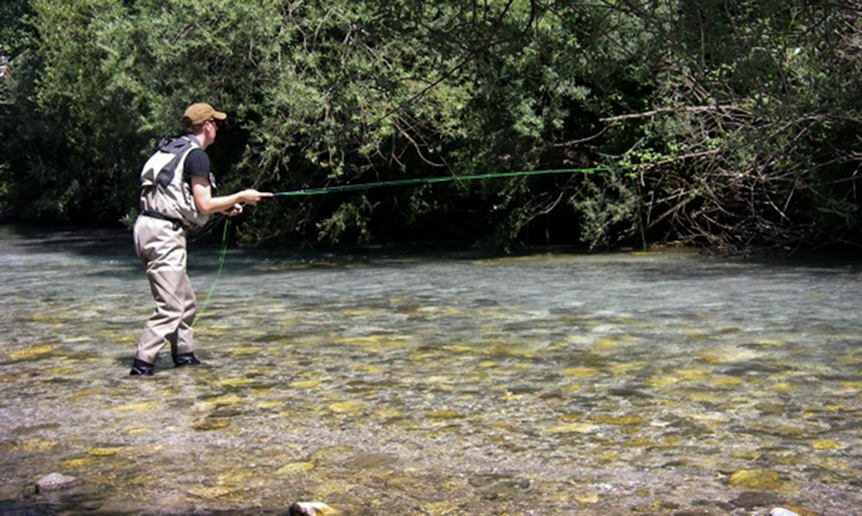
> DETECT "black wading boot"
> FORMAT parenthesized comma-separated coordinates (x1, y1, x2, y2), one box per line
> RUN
(173, 352, 202, 367)
(129, 358, 155, 376)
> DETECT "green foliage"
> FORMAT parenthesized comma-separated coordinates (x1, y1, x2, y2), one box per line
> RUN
(316, 196, 377, 245)
(570, 169, 639, 250)
(1, 0, 859, 252)
(0, 0, 32, 58)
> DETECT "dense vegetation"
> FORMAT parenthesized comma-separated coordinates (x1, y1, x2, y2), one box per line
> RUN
(1, 0, 860, 253)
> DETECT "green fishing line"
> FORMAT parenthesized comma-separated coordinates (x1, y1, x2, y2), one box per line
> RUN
(193, 166, 611, 326)
(272, 167, 609, 197)
(191, 217, 231, 327)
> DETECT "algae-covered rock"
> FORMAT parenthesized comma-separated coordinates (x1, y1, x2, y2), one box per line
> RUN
(424, 410, 461, 419)
(213, 378, 255, 388)
(343, 452, 398, 469)
(576, 491, 600, 504)
(17, 438, 56, 452)
(421, 501, 458, 515)
(291, 379, 323, 389)
(11, 345, 53, 360)
(810, 439, 843, 450)
(543, 422, 598, 434)
(276, 461, 315, 475)
(187, 485, 238, 499)
(192, 419, 230, 431)
(328, 401, 365, 415)
(589, 415, 644, 425)
(87, 447, 121, 456)
(561, 367, 604, 378)
(728, 469, 783, 490)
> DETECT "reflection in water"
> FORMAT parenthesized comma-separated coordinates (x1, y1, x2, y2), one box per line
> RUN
(1, 226, 861, 515)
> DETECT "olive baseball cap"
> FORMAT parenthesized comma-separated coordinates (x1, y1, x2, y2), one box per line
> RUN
(182, 103, 227, 126)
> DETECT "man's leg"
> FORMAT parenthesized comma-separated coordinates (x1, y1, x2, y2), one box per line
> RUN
(171, 271, 201, 366)
(131, 217, 190, 374)
(136, 267, 191, 365)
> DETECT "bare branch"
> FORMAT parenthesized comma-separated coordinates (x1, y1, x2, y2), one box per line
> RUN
(600, 104, 745, 122)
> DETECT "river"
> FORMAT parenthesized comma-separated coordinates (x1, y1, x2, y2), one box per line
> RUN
(0, 225, 860, 515)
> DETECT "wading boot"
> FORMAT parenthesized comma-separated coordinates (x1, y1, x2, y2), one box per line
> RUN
(173, 352, 202, 367)
(129, 358, 154, 376)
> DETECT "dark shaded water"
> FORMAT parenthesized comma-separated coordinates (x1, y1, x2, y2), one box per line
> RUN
(1, 226, 860, 515)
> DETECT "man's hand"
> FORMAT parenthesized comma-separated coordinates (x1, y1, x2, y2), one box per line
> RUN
(221, 190, 273, 216)
(239, 189, 273, 204)
(223, 204, 243, 217)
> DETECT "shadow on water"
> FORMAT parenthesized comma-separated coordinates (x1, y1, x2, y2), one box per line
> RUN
(0, 500, 55, 516)
(0, 225, 133, 258)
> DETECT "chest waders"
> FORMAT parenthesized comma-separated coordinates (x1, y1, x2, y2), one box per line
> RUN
(131, 137, 211, 375)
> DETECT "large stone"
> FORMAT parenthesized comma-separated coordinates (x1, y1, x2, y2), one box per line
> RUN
(35, 472, 77, 493)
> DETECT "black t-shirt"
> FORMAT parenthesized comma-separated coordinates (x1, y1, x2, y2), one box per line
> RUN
(184, 148, 214, 188)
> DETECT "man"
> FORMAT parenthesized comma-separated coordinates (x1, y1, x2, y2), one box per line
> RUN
(130, 103, 271, 375)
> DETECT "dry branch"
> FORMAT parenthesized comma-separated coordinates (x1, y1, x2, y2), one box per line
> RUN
(600, 104, 744, 123)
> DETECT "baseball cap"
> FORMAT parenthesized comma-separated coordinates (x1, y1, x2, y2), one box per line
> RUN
(182, 103, 227, 126)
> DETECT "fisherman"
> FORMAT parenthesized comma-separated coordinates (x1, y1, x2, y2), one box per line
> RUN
(130, 103, 271, 375)
(0, 56, 10, 79)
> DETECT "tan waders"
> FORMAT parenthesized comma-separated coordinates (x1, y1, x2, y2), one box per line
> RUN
(132, 214, 198, 372)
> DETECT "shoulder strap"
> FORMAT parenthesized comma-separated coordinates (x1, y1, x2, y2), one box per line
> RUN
(155, 137, 198, 188)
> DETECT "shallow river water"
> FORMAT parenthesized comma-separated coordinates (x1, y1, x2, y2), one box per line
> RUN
(1, 225, 860, 516)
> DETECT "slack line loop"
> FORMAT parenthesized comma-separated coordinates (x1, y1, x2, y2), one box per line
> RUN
(191, 217, 231, 328)
(271, 167, 611, 197)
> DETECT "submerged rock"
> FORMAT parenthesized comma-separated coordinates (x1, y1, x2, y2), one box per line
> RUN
(731, 491, 783, 508)
(35, 472, 76, 493)
(727, 469, 783, 490)
(343, 452, 398, 469)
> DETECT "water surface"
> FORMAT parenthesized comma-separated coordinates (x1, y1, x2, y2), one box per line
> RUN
(1, 226, 860, 515)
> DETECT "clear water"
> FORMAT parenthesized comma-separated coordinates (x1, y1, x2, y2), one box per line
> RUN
(1, 226, 860, 515)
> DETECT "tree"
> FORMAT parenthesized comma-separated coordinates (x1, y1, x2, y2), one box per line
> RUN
(3, 0, 860, 253)
(597, 0, 862, 252)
